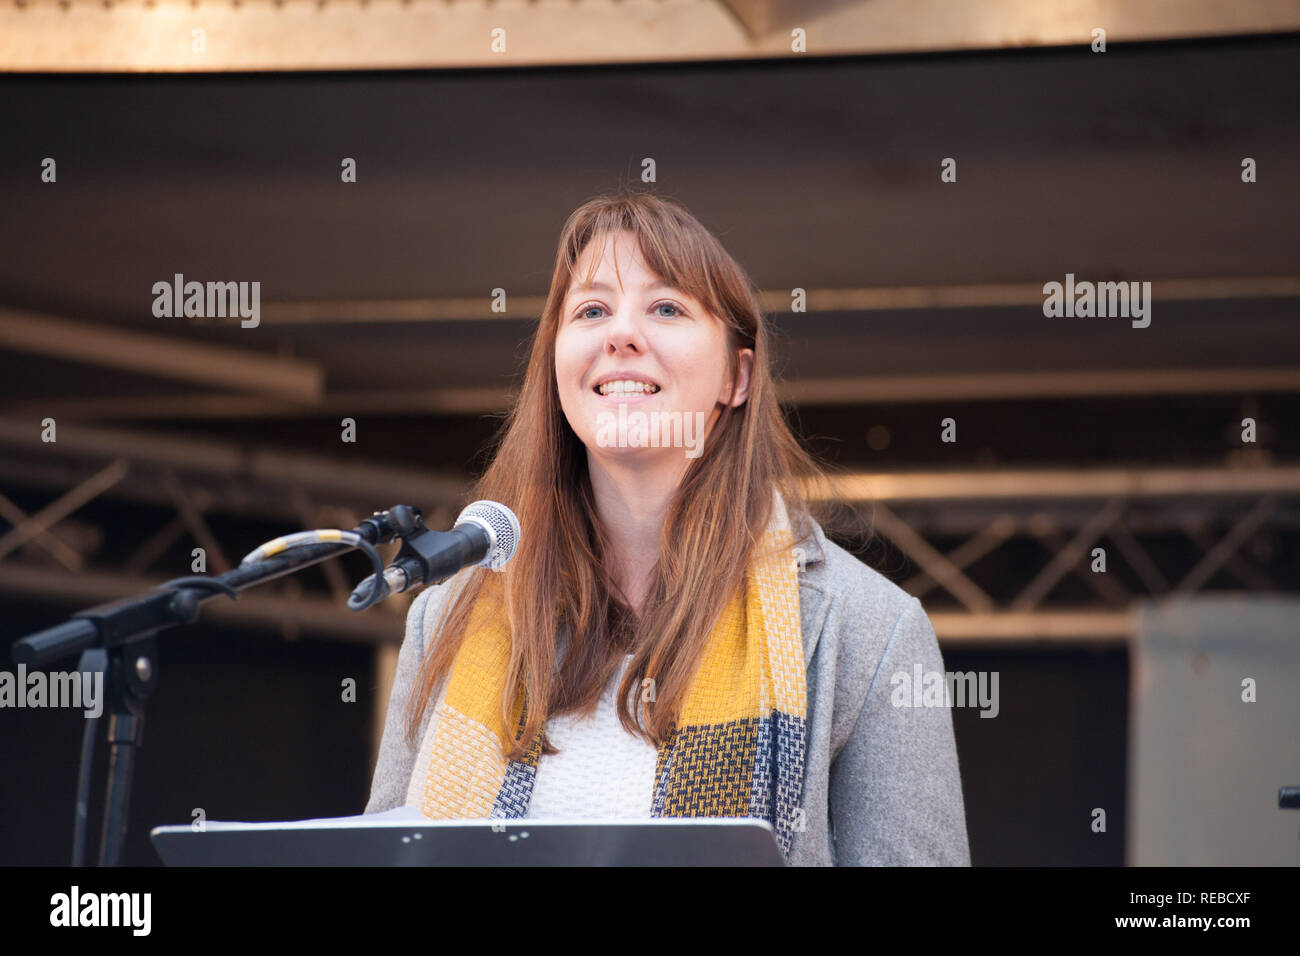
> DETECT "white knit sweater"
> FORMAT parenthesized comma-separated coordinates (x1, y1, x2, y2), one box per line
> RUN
(524, 654, 658, 819)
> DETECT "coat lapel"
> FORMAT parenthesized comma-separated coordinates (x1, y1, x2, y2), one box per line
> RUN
(794, 519, 832, 667)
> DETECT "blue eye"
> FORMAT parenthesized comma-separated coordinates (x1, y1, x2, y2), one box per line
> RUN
(573, 300, 687, 320)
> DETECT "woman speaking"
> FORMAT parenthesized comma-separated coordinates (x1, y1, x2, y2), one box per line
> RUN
(366, 192, 971, 866)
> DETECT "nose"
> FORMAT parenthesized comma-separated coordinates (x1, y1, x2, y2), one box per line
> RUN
(604, 301, 646, 355)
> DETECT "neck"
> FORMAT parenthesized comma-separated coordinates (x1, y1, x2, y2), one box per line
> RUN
(586, 450, 688, 613)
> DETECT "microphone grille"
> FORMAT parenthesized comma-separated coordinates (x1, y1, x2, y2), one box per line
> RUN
(455, 500, 521, 571)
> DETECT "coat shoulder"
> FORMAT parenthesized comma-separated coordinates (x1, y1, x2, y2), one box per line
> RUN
(802, 525, 931, 681)
(809, 525, 922, 625)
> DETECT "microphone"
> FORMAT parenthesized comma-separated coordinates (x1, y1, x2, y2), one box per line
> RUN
(347, 500, 520, 609)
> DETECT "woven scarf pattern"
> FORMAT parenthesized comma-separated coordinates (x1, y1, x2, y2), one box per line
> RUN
(418, 501, 808, 856)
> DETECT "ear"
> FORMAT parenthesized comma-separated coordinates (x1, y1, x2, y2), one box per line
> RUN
(721, 348, 755, 407)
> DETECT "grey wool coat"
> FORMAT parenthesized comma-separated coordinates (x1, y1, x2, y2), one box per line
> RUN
(364, 517, 972, 866)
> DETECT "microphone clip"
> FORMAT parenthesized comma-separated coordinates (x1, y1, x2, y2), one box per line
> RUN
(355, 504, 425, 545)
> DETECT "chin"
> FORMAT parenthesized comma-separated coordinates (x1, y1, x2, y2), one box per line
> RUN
(585, 441, 680, 466)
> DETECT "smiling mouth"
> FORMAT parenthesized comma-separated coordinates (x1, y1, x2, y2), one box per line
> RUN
(594, 381, 661, 397)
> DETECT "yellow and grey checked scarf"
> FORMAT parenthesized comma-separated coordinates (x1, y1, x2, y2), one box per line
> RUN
(418, 497, 808, 857)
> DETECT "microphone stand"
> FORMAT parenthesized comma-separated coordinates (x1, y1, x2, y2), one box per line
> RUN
(10, 506, 420, 867)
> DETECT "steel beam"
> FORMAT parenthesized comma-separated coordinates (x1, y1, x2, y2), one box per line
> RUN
(825, 466, 1300, 502)
(0, 417, 467, 510)
(0, 308, 323, 401)
(927, 609, 1136, 644)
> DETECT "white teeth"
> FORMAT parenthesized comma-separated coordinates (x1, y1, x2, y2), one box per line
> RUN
(597, 380, 660, 396)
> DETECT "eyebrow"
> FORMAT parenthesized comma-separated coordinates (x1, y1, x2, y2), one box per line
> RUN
(566, 280, 671, 297)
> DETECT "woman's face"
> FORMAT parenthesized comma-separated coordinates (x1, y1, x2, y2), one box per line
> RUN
(554, 230, 753, 465)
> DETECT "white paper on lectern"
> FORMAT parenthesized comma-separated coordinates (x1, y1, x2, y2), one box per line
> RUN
(185, 808, 773, 834)
(196, 805, 430, 832)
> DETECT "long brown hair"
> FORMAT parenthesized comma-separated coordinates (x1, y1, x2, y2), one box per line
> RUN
(406, 190, 835, 760)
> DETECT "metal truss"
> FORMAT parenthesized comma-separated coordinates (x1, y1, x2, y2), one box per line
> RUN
(0, 417, 467, 643)
(2, 417, 1296, 646)
(826, 465, 1299, 644)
